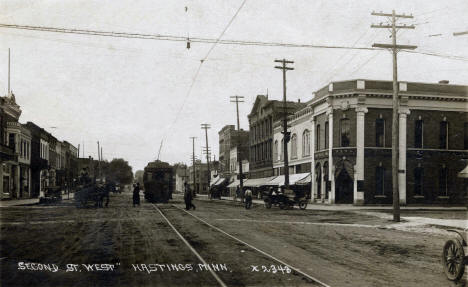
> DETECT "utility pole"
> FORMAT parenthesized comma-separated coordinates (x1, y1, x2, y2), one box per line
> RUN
(8, 48, 10, 94)
(97, 141, 101, 179)
(274, 59, 294, 188)
(371, 10, 417, 222)
(190, 137, 197, 195)
(201, 124, 211, 195)
(230, 95, 245, 191)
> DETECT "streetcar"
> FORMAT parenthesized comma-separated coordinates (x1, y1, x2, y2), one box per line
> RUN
(143, 160, 173, 203)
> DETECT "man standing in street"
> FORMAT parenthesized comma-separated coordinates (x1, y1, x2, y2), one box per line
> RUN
(133, 182, 141, 207)
(184, 182, 196, 210)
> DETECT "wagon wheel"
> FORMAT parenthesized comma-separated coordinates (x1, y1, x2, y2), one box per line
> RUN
(279, 201, 286, 209)
(264, 198, 272, 209)
(299, 200, 308, 210)
(442, 238, 465, 281)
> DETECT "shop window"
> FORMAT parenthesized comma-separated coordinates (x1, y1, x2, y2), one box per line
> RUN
(376, 119, 385, 147)
(414, 167, 423, 196)
(375, 166, 385, 196)
(439, 121, 448, 149)
(439, 166, 448, 197)
(415, 120, 423, 148)
(340, 119, 351, 147)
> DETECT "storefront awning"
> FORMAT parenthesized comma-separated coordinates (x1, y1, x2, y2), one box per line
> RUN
(210, 177, 222, 186)
(227, 179, 240, 188)
(243, 176, 277, 187)
(458, 165, 468, 178)
(214, 177, 228, 186)
(267, 173, 310, 186)
(295, 173, 312, 185)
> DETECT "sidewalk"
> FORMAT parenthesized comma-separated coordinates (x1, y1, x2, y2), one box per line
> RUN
(194, 194, 467, 232)
(196, 194, 467, 211)
(0, 192, 75, 207)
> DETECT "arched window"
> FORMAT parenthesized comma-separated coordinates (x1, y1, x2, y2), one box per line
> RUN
(316, 125, 321, 151)
(340, 119, 350, 147)
(302, 130, 310, 156)
(280, 139, 284, 161)
(274, 140, 279, 161)
(291, 134, 297, 158)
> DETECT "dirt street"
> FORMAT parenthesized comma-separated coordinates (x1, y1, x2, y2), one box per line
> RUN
(0, 192, 466, 287)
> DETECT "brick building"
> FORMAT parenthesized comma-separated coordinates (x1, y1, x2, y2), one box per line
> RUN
(218, 125, 249, 176)
(248, 94, 306, 179)
(273, 79, 468, 205)
(25, 122, 50, 197)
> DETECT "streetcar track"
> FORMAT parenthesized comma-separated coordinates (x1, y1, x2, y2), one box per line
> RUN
(152, 204, 227, 287)
(171, 204, 332, 287)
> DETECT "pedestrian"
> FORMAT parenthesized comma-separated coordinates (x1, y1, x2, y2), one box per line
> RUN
(235, 185, 240, 202)
(184, 182, 196, 210)
(133, 182, 141, 207)
(244, 188, 252, 209)
(103, 183, 110, 207)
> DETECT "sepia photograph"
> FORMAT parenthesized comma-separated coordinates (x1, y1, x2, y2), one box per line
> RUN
(0, 0, 467, 286)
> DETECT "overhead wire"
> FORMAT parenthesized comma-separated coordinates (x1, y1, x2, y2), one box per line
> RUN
(1, 22, 465, 62)
(158, 0, 247, 160)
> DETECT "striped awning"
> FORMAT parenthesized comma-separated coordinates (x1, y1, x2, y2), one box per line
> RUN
(458, 165, 468, 178)
(267, 173, 310, 186)
(243, 176, 277, 187)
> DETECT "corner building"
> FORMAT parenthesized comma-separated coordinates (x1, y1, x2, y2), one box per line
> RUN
(273, 79, 468, 205)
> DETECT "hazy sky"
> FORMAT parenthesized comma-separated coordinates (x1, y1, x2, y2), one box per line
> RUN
(0, 0, 467, 172)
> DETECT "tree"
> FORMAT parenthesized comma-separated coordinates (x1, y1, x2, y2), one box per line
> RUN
(104, 158, 133, 184)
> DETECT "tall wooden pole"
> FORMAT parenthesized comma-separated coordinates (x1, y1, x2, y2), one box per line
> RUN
(230, 96, 245, 191)
(371, 10, 416, 222)
(201, 124, 211, 194)
(274, 59, 294, 188)
(190, 137, 197, 194)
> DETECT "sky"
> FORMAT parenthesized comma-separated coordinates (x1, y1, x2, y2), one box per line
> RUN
(0, 0, 467, 172)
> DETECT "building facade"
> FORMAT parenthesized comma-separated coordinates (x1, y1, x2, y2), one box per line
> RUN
(188, 160, 210, 194)
(229, 146, 249, 175)
(175, 165, 189, 193)
(25, 122, 50, 198)
(273, 79, 468, 205)
(218, 125, 249, 177)
(0, 92, 21, 198)
(6, 121, 31, 198)
(248, 94, 306, 179)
